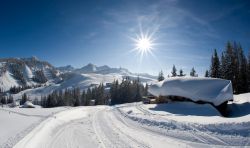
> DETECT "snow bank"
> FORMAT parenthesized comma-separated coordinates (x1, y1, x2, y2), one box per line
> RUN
(233, 93, 250, 103)
(148, 77, 233, 106)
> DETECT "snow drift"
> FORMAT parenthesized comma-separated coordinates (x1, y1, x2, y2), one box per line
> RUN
(148, 77, 233, 106)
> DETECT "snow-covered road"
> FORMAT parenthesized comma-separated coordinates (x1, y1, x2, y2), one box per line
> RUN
(11, 107, 208, 147)
(13, 103, 250, 148)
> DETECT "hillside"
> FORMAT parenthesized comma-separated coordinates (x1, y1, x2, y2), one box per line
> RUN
(0, 57, 61, 91)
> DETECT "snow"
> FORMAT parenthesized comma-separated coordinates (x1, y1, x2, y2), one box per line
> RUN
(0, 107, 67, 147)
(1, 87, 250, 147)
(23, 65, 37, 86)
(12, 97, 250, 147)
(12, 72, 155, 101)
(233, 93, 250, 103)
(24, 65, 33, 79)
(115, 101, 250, 146)
(14, 107, 91, 148)
(149, 77, 233, 106)
(0, 71, 19, 91)
(21, 101, 36, 108)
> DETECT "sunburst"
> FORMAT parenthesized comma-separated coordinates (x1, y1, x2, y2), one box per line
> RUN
(130, 30, 156, 61)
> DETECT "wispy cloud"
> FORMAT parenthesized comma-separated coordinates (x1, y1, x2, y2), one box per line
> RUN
(101, 0, 221, 41)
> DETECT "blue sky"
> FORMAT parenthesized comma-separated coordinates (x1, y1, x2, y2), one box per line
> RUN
(0, 0, 250, 75)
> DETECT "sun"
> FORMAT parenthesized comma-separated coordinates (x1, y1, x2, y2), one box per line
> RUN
(129, 25, 158, 62)
(136, 37, 153, 51)
(130, 32, 156, 61)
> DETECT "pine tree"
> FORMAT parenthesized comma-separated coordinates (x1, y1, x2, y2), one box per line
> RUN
(134, 77, 142, 102)
(86, 88, 92, 105)
(205, 70, 209, 77)
(190, 67, 196, 77)
(1, 96, 7, 104)
(247, 50, 250, 92)
(144, 83, 149, 96)
(7, 95, 14, 104)
(20, 93, 28, 105)
(238, 45, 248, 93)
(80, 91, 86, 106)
(220, 52, 226, 79)
(232, 42, 240, 93)
(73, 87, 81, 106)
(96, 83, 105, 105)
(210, 49, 221, 78)
(223, 42, 235, 85)
(179, 69, 185, 77)
(157, 70, 164, 81)
(171, 65, 177, 77)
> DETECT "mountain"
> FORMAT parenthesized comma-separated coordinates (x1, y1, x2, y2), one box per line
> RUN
(0, 57, 61, 91)
(57, 65, 75, 72)
(74, 63, 132, 75)
(74, 63, 97, 73)
(0, 57, 156, 100)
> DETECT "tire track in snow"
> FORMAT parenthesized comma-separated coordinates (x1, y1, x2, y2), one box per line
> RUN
(14, 107, 95, 148)
(92, 109, 107, 148)
(120, 103, 230, 146)
(93, 107, 149, 148)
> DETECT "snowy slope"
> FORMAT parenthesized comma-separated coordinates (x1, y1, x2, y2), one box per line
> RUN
(0, 71, 19, 91)
(0, 57, 61, 90)
(12, 72, 156, 100)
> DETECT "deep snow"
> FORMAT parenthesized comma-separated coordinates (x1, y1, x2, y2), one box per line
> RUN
(149, 77, 233, 106)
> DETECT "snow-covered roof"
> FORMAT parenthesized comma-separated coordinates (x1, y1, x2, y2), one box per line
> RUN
(148, 77, 233, 106)
(22, 101, 36, 108)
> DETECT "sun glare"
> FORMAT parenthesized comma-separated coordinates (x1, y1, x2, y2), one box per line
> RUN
(130, 32, 156, 61)
(136, 37, 152, 51)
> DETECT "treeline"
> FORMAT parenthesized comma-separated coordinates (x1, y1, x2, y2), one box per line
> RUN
(110, 77, 148, 105)
(40, 83, 108, 108)
(9, 84, 43, 94)
(158, 66, 198, 81)
(208, 41, 250, 94)
(40, 77, 148, 107)
(0, 95, 14, 105)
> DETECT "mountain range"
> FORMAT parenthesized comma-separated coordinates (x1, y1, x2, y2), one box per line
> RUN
(0, 57, 156, 100)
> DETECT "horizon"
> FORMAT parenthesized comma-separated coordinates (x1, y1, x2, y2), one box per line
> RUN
(0, 0, 250, 76)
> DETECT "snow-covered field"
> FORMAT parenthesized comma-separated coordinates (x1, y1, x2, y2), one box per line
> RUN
(1, 93, 250, 147)
(0, 107, 68, 147)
